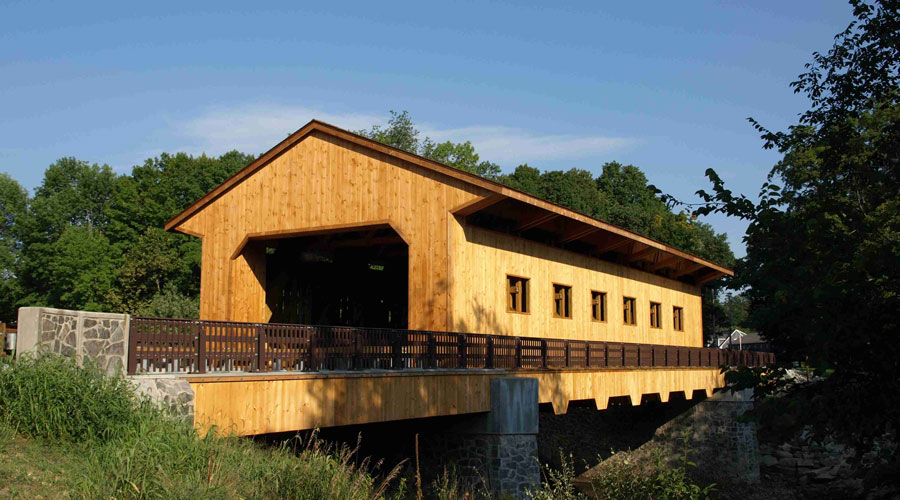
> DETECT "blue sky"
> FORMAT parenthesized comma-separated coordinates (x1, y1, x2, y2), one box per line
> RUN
(1, 1, 852, 256)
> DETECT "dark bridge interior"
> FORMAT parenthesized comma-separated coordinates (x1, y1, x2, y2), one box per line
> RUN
(262, 227, 408, 328)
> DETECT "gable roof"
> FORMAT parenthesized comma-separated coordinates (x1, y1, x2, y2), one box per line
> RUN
(165, 119, 733, 283)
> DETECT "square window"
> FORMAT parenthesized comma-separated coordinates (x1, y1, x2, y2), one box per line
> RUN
(553, 283, 572, 318)
(623, 297, 637, 325)
(507, 275, 529, 313)
(591, 291, 607, 322)
(650, 302, 662, 329)
(673, 306, 684, 331)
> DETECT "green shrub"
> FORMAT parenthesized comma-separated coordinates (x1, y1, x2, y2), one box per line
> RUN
(530, 438, 716, 500)
(140, 285, 200, 319)
(0, 355, 399, 499)
(0, 354, 158, 442)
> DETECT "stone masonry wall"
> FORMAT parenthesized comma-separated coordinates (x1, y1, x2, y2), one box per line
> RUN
(16, 307, 195, 424)
(130, 377, 195, 422)
(425, 432, 539, 498)
(17, 307, 129, 376)
(655, 389, 760, 482)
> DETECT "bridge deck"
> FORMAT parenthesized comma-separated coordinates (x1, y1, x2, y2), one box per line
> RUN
(125, 318, 768, 436)
(174, 367, 725, 436)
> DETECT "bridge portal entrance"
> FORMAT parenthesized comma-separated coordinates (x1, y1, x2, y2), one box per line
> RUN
(259, 225, 408, 328)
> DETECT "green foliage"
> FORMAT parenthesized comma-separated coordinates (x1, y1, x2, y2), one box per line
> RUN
(358, 110, 502, 180)
(46, 225, 119, 311)
(0, 355, 399, 499)
(429, 466, 489, 500)
(0, 173, 27, 323)
(0, 355, 154, 442)
(527, 452, 584, 500)
(528, 444, 714, 500)
(16, 158, 118, 309)
(112, 228, 183, 313)
(6, 151, 252, 315)
(140, 284, 200, 319)
(673, 0, 900, 452)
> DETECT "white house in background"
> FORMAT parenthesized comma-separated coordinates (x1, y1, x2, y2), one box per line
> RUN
(711, 329, 772, 352)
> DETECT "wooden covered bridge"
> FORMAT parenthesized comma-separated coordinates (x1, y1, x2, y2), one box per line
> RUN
(123, 119, 770, 436)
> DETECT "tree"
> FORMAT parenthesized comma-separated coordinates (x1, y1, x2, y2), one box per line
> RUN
(105, 151, 254, 302)
(420, 139, 501, 179)
(44, 226, 117, 311)
(356, 110, 421, 154)
(357, 110, 501, 179)
(17, 158, 118, 307)
(681, 0, 899, 456)
(0, 173, 28, 323)
(110, 228, 181, 314)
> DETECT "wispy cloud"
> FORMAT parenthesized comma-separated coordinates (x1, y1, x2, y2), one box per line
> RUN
(178, 104, 385, 155)
(178, 105, 635, 165)
(421, 125, 635, 165)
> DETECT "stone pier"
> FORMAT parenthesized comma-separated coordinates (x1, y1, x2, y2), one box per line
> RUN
(428, 377, 540, 499)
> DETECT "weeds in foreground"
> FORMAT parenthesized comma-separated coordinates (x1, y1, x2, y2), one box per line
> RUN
(529, 431, 716, 500)
(0, 355, 400, 499)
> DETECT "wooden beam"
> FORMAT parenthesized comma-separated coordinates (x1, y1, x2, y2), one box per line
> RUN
(514, 212, 559, 232)
(593, 237, 632, 255)
(672, 262, 705, 278)
(627, 246, 659, 263)
(648, 253, 679, 272)
(451, 194, 506, 216)
(558, 226, 600, 244)
(230, 220, 404, 260)
(693, 269, 727, 284)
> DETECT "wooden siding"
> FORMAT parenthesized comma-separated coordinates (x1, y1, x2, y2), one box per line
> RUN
(189, 368, 723, 436)
(448, 219, 704, 347)
(177, 131, 489, 329)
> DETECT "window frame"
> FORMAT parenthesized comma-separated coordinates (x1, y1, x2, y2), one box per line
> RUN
(590, 290, 607, 323)
(552, 283, 573, 319)
(649, 301, 662, 329)
(673, 306, 684, 332)
(623, 296, 637, 326)
(506, 275, 530, 314)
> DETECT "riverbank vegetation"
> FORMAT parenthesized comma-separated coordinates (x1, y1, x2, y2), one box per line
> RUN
(0, 355, 400, 499)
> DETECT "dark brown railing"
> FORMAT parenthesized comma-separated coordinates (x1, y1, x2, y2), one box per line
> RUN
(126, 317, 774, 375)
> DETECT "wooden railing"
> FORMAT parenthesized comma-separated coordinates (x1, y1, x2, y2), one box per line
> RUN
(127, 317, 775, 375)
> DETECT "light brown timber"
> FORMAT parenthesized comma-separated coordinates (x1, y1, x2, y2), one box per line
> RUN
(188, 368, 725, 436)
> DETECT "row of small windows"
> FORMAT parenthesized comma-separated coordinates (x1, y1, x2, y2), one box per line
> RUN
(507, 275, 685, 331)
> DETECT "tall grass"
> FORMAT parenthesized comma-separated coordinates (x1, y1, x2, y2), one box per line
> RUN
(0, 355, 401, 499)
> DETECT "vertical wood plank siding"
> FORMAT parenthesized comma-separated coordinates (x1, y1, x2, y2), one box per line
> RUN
(174, 132, 710, 347)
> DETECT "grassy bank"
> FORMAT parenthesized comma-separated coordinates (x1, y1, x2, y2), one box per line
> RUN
(0, 355, 401, 499)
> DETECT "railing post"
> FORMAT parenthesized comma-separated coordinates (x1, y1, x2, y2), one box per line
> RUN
(353, 329, 361, 370)
(487, 336, 494, 369)
(254, 323, 264, 372)
(195, 320, 206, 374)
(458, 334, 467, 369)
(428, 333, 437, 369)
(126, 319, 137, 375)
(515, 338, 523, 368)
(585, 342, 591, 368)
(564, 340, 570, 368)
(392, 331, 403, 369)
(541, 339, 548, 369)
(309, 329, 318, 371)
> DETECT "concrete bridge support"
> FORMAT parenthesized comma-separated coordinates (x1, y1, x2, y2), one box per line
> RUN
(427, 377, 540, 499)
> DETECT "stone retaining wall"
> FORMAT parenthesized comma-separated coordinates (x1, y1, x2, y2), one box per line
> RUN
(16, 307, 129, 376)
(130, 377, 195, 422)
(655, 388, 760, 482)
